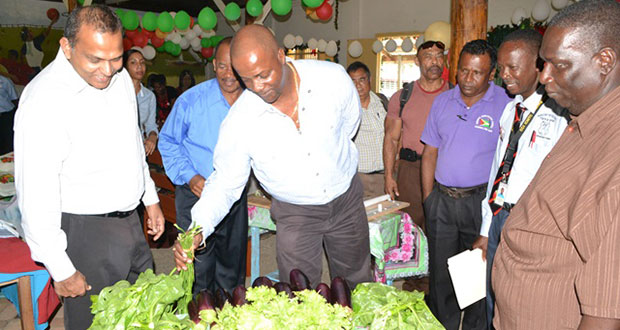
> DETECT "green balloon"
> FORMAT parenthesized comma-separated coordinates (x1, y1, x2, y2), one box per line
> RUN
(302, 0, 323, 8)
(175, 10, 191, 30)
(210, 35, 223, 47)
(198, 7, 217, 30)
(77, 0, 85, 5)
(170, 44, 182, 56)
(164, 40, 175, 53)
(271, 0, 292, 16)
(224, 3, 241, 21)
(142, 12, 158, 31)
(246, 0, 263, 17)
(157, 12, 174, 33)
(201, 38, 211, 48)
(156, 45, 165, 52)
(115, 9, 125, 20)
(123, 11, 139, 31)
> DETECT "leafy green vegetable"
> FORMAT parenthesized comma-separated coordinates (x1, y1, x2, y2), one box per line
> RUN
(351, 282, 444, 330)
(174, 223, 203, 315)
(210, 286, 352, 329)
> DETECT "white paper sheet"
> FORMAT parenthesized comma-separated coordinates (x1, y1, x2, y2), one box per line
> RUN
(447, 249, 487, 309)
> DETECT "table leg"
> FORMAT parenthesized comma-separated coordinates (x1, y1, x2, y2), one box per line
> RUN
(17, 276, 35, 330)
(250, 227, 260, 284)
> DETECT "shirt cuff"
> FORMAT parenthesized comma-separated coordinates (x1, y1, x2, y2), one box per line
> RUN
(182, 171, 200, 186)
(480, 217, 491, 237)
(191, 200, 215, 245)
(45, 252, 77, 282)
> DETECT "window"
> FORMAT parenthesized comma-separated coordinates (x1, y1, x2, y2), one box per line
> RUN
(376, 33, 422, 99)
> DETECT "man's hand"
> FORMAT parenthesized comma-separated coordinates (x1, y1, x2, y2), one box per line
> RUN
(173, 232, 203, 271)
(145, 203, 165, 240)
(189, 174, 205, 197)
(472, 236, 489, 261)
(54, 271, 91, 298)
(144, 135, 157, 156)
(384, 176, 400, 200)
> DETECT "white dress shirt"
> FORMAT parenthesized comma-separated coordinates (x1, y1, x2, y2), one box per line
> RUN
(14, 49, 158, 281)
(480, 89, 567, 236)
(354, 91, 386, 173)
(192, 59, 361, 239)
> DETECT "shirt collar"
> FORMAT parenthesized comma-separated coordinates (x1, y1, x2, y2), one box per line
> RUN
(570, 85, 620, 139)
(521, 89, 543, 113)
(451, 82, 497, 107)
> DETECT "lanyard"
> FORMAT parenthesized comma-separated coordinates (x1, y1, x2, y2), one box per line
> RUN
(500, 100, 544, 176)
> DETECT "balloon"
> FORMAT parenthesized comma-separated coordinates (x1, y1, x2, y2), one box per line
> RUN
(424, 21, 451, 47)
(551, 0, 568, 10)
(142, 45, 156, 60)
(532, 0, 551, 22)
(123, 11, 140, 31)
(201, 47, 214, 58)
(46, 8, 59, 21)
(325, 40, 338, 57)
(305, 7, 320, 21)
(190, 37, 201, 49)
(184, 30, 197, 41)
(316, 1, 333, 21)
(307, 38, 318, 49)
(164, 40, 175, 53)
(201, 38, 211, 48)
(165, 31, 176, 41)
(170, 11, 176, 18)
(372, 40, 383, 53)
(150, 35, 165, 48)
(132, 32, 148, 48)
(158, 12, 174, 33)
(192, 23, 202, 34)
(385, 39, 397, 52)
(192, 43, 202, 52)
(142, 12, 158, 31)
(295, 35, 303, 46)
(143, 29, 154, 39)
(190, 17, 195, 28)
(246, 0, 264, 17)
(179, 37, 190, 50)
(170, 44, 182, 56)
(317, 39, 327, 52)
(156, 45, 165, 52)
(77, 0, 84, 5)
(175, 10, 191, 30)
(125, 29, 139, 39)
(198, 7, 217, 30)
(272, 0, 293, 16)
(283, 34, 295, 49)
(415, 35, 425, 49)
(303, 0, 323, 8)
(123, 38, 133, 51)
(348, 40, 363, 58)
(401, 37, 414, 52)
(224, 3, 241, 21)
(171, 33, 183, 44)
(511, 7, 527, 25)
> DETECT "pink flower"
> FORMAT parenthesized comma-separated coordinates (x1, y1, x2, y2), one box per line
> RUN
(402, 252, 413, 260)
(403, 223, 412, 232)
(402, 244, 412, 252)
(403, 235, 414, 245)
(390, 251, 399, 259)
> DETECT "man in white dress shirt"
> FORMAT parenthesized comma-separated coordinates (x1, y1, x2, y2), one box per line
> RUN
(174, 24, 372, 288)
(14, 6, 164, 329)
(471, 29, 568, 329)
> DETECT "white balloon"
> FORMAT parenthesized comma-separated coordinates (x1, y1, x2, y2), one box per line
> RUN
(283, 34, 296, 49)
(179, 38, 190, 50)
(532, 0, 551, 22)
(385, 39, 397, 52)
(170, 11, 176, 19)
(317, 39, 327, 52)
(401, 37, 414, 53)
(551, 0, 568, 10)
(201, 30, 215, 38)
(307, 38, 318, 49)
(295, 35, 303, 46)
(130, 46, 143, 52)
(184, 30, 197, 41)
(325, 40, 338, 57)
(348, 40, 363, 58)
(142, 45, 156, 60)
(190, 37, 201, 49)
(192, 24, 202, 34)
(171, 33, 183, 44)
(165, 32, 175, 41)
(511, 7, 527, 25)
(372, 40, 383, 53)
(192, 43, 202, 52)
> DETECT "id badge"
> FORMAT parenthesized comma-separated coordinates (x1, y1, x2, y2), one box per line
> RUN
(493, 181, 509, 206)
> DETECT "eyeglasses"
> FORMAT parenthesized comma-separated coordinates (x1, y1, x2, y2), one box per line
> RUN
(418, 40, 445, 51)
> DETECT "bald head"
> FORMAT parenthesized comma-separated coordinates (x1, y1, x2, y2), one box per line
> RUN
(230, 24, 288, 104)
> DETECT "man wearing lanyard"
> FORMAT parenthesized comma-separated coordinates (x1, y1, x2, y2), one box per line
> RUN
(174, 25, 372, 289)
(471, 29, 568, 330)
(420, 39, 511, 330)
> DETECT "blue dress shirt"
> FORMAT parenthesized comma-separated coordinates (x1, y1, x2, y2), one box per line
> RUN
(0, 75, 18, 113)
(158, 79, 231, 186)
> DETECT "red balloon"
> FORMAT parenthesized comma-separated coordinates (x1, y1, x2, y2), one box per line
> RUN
(150, 35, 165, 48)
(201, 47, 214, 58)
(123, 38, 133, 51)
(125, 29, 139, 39)
(132, 32, 148, 48)
(316, 0, 333, 21)
(190, 17, 195, 28)
(46, 8, 59, 21)
(143, 29, 155, 39)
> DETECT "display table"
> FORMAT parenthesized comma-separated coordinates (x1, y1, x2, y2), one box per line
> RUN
(247, 195, 428, 284)
(0, 238, 60, 330)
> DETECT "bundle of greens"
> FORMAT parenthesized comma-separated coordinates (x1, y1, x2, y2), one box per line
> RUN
(174, 224, 203, 315)
(351, 282, 444, 330)
(208, 286, 352, 329)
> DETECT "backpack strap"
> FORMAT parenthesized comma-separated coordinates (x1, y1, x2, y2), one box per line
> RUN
(398, 81, 415, 118)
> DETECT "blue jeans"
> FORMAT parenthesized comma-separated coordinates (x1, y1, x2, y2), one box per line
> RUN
(486, 209, 510, 330)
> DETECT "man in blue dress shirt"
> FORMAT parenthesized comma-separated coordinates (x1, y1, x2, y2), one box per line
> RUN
(158, 37, 247, 294)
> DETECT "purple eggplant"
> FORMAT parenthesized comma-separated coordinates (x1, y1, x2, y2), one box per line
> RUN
(215, 288, 232, 309)
(274, 282, 294, 299)
(289, 269, 310, 291)
(187, 300, 200, 324)
(315, 283, 332, 303)
(330, 277, 351, 308)
(251, 276, 274, 288)
(195, 289, 216, 311)
(232, 285, 247, 306)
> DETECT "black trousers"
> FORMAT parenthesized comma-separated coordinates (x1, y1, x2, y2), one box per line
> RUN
(0, 109, 15, 155)
(270, 174, 372, 289)
(61, 211, 152, 330)
(424, 183, 487, 330)
(175, 184, 248, 294)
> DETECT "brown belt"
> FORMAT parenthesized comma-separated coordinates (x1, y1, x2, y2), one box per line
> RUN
(436, 182, 487, 199)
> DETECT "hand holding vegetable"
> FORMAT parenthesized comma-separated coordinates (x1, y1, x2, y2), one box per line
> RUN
(174, 231, 204, 271)
(54, 270, 91, 298)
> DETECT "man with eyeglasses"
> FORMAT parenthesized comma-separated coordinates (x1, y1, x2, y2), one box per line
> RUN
(347, 61, 387, 198)
(420, 39, 511, 330)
